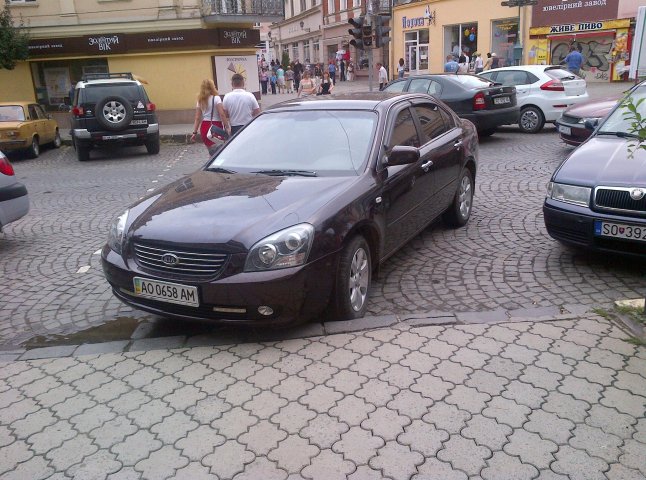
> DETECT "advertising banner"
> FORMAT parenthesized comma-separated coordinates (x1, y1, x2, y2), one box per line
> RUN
(213, 55, 261, 95)
(532, 0, 619, 27)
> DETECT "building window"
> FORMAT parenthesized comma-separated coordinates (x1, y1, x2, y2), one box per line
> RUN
(491, 18, 519, 67)
(292, 43, 299, 61)
(300, 0, 306, 12)
(311, 0, 316, 7)
(404, 30, 430, 73)
(444, 23, 478, 61)
(313, 40, 320, 62)
(7, 0, 37, 4)
(303, 40, 311, 63)
(340, 0, 347, 10)
(328, 0, 334, 14)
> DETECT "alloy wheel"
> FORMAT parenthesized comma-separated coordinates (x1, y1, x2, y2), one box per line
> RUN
(103, 101, 127, 124)
(458, 174, 472, 219)
(521, 110, 539, 131)
(349, 247, 369, 311)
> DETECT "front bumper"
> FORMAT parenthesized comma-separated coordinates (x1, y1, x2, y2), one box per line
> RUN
(555, 118, 591, 146)
(101, 245, 339, 326)
(543, 199, 646, 256)
(0, 139, 28, 152)
(462, 106, 520, 131)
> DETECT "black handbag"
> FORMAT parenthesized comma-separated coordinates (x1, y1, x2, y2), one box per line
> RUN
(208, 97, 229, 141)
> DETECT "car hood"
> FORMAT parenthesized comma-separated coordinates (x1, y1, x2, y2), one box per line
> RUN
(128, 170, 357, 249)
(555, 136, 646, 187)
(563, 96, 618, 118)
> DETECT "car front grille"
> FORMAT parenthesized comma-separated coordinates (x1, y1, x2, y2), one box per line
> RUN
(595, 187, 646, 215)
(560, 114, 579, 125)
(133, 242, 228, 278)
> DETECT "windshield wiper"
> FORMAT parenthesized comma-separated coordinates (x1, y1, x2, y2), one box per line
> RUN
(597, 131, 640, 139)
(207, 167, 237, 174)
(252, 169, 317, 177)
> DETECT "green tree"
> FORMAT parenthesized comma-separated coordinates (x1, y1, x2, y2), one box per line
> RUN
(281, 51, 290, 69)
(0, 5, 29, 70)
(622, 96, 646, 158)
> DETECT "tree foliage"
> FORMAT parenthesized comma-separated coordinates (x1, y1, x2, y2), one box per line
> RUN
(622, 96, 646, 158)
(281, 51, 290, 69)
(0, 5, 29, 70)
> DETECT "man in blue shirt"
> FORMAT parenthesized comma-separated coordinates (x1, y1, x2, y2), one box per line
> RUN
(562, 46, 584, 76)
(444, 55, 459, 73)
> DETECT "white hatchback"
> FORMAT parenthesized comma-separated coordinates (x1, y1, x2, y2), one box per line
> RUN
(0, 151, 29, 232)
(479, 65, 589, 133)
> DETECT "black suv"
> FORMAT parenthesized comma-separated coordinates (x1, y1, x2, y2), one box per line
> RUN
(70, 73, 160, 162)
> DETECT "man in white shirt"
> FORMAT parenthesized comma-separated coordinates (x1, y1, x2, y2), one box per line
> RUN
(377, 63, 388, 91)
(223, 74, 261, 134)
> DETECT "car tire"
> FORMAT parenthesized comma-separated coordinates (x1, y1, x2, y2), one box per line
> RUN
(443, 168, 474, 228)
(52, 129, 62, 148)
(76, 140, 90, 162)
(145, 133, 160, 154)
(519, 106, 545, 133)
(27, 137, 39, 159)
(331, 236, 371, 320)
(479, 128, 496, 137)
(95, 95, 134, 131)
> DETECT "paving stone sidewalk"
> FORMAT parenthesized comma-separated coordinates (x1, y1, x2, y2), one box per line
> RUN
(1, 314, 645, 479)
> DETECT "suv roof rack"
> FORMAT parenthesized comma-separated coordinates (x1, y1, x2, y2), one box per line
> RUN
(81, 72, 134, 81)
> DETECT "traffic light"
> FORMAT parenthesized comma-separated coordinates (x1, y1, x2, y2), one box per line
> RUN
(362, 24, 373, 47)
(374, 15, 391, 48)
(348, 17, 368, 50)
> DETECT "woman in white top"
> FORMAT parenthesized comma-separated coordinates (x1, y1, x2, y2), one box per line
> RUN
(190, 79, 229, 154)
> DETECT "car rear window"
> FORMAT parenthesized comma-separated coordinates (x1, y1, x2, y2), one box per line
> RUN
(0, 105, 25, 122)
(449, 75, 495, 88)
(544, 68, 577, 81)
(384, 81, 407, 93)
(81, 83, 144, 104)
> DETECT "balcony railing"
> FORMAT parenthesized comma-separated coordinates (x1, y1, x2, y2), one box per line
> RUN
(201, 0, 285, 23)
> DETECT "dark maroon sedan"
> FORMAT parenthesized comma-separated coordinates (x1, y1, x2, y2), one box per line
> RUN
(544, 81, 646, 256)
(102, 93, 479, 325)
(555, 96, 619, 146)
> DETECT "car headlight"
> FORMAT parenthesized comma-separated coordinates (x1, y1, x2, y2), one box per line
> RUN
(577, 117, 599, 124)
(107, 210, 129, 254)
(547, 182, 591, 207)
(244, 223, 315, 272)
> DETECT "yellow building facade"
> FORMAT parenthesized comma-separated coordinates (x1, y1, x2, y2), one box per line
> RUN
(0, 0, 280, 124)
(391, 0, 532, 77)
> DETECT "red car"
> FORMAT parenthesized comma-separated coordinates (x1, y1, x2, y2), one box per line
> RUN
(555, 96, 619, 146)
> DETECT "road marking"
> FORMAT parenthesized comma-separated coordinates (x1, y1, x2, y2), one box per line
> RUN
(93, 249, 101, 255)
(77, 266, 91, 274)
(147, 188, 154, 192)
(158, 174, 164, 177)
(152, 180, 158, 183)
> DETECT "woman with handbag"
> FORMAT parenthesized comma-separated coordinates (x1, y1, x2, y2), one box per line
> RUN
(190, 79, 229, 155)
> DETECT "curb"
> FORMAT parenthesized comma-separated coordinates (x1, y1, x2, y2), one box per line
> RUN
(0, 304, 597, 363)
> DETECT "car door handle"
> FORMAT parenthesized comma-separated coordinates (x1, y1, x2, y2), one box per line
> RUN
(454, 141, 462, 148)
(421, 160, 433, 171)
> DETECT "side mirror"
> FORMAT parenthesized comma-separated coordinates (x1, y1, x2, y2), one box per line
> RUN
(385, 146, 420, 167)
(584, 118, 599, 130)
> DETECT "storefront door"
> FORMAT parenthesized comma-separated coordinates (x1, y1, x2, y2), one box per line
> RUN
(407, 45, 429, 74)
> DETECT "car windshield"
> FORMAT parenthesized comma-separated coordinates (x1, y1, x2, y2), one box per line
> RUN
(82, 83, 144, 104)
(208, 110, 377, 176)
(0, 106, 25, 122)
(598, 87, 646, 135)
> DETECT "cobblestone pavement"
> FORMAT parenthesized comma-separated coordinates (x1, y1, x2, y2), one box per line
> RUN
(1, 81, 644, 349)
(0, 315, 644, 479)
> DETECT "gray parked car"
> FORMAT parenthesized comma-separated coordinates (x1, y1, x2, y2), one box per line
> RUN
(0, 151, 29, 231)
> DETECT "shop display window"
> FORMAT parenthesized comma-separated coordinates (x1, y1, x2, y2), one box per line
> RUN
(404, 29, 429, 73)
(492, 19, 519, 68)
(31, 59, 108, 111)
(444, 23, 478, 60)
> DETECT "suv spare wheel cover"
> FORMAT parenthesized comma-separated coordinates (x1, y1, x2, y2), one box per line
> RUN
(95, 95, 134, 131)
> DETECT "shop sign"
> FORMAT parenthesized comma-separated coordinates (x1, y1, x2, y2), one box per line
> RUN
(28, 28, 259, 58)
(531, 0, 619, 27)
(530, 18, 630, 36)
(549, 21, 604, 34)
(218, 29, 259, 47)
(402, 6, 436, 29)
